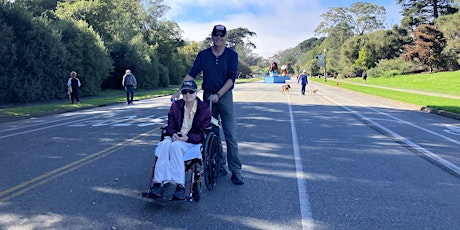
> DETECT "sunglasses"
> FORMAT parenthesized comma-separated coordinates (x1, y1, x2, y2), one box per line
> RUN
(212, 33, 225, 38)
(181, 89, 196, 95)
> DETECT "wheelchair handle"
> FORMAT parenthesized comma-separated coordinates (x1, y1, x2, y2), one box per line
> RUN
(208, 94, 220, 128)
(208, 94, 214, 111)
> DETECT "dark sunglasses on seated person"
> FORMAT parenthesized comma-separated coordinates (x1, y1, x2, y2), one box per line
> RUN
(181, 89, 196, 94)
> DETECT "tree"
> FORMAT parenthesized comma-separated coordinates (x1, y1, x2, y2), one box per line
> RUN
(397, 0, 458, 30)
(227, 27, 257, 50)
(340, 35, 366, 68)
(365, 26, 412, 61)
(0, 1, 68, 103)
(299, 37, 325, 52)
(15, 0, 63, 17)
(348, 2, 386, 35)
(402, 24, 447, 72)
(56, 0, 188, 88)
(54, 19, 113, 95)
(314, 2, 386, 37)
(435, 11, 460, 69)
(314, 6, 354, 38)
(179, 41, 201, 69)
(355, 47, 372, 69)
(314, 2, 386, 74)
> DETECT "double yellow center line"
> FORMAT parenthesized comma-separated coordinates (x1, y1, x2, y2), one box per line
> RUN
(0, 128, 158, 202)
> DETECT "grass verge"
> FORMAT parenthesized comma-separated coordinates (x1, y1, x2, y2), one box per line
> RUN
(310, 77, 460, 115)
(0, 78, 262, 121)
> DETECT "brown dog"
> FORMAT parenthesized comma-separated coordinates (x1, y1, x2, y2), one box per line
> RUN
(281, 84, 291, 94)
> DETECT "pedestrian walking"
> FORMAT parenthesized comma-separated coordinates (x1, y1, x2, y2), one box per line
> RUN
(67, 71, 81, 104)
(298, 70, 308, 95)
(122, 69, 137, 105)
(362, 70, 367, 84)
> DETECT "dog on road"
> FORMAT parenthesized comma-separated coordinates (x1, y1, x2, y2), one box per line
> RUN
(281, 84, 291, 94)
(308, 85, 318, 95)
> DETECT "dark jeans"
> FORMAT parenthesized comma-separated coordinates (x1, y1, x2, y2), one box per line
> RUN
(70, 90, 79, 104)
(204, 91, 242, 174)
(301, 84, 307, 94)
(125, 85, 134, 104)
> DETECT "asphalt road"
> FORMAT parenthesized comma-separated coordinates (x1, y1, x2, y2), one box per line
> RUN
(1, 81, 459, 229)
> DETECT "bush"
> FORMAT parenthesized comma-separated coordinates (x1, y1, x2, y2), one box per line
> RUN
(342, 65, 365, 78)
(368, 58, 418, 78)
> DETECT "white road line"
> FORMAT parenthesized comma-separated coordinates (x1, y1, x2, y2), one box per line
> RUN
(339, 96, 460, 146)
(326, 95, 460, 177)
(0, 116, 98, 139)
(0, 114, 94, 133)
(288, 94, 314, 230)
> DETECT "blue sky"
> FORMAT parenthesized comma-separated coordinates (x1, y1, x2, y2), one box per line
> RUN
(163, 0, 403, 59)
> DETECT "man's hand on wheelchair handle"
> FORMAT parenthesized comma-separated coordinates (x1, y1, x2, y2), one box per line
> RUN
(171, 91, 181, 102)
(209, 94, 219, 104)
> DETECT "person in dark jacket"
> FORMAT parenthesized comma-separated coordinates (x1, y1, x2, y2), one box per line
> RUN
(149, 80, 211, 200)
(298, 69, 308, 95)
(67, 71, 81, 104)
(122, 69, 137, 105)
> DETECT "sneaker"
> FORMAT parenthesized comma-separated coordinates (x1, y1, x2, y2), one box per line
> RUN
(218, 169, 228, 177)
(149, 183, 163, 198)
(172, 184, 186, 200)
(231, 173, 244, 185)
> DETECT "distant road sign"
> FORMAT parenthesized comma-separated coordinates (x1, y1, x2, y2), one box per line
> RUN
(317, 55, 325, 67)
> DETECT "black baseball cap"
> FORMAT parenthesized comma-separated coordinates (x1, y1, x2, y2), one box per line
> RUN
(212, 25, 227, 36)
(180, 81, 197, 91)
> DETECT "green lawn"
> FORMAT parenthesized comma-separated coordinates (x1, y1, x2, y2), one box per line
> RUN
(343, 71, 460, 96)
(310, 70, 460, 114)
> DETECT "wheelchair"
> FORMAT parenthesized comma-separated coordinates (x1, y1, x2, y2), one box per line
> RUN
(142, 98, 222, 202)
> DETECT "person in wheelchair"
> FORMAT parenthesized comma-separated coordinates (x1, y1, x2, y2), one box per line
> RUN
(148, 81, 211, 200)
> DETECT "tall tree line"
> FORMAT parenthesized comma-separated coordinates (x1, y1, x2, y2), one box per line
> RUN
(274, 0, 460, 77)
(0, 0, 187, 104)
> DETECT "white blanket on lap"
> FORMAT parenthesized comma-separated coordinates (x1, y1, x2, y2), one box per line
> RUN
(155, 141, 202, 161)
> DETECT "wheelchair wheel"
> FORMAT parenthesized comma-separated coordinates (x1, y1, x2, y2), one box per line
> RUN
(191, 160, 202, 202)
(192, 181, 201, 202)
(203, 132, 221, 190)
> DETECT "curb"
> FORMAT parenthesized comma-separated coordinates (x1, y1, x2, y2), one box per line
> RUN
(421, 107, 460, 121)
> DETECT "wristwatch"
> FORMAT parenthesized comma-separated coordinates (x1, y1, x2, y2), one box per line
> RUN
(215, 93, 220, 98)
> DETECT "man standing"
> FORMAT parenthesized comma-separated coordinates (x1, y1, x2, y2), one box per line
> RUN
(174, 24, 244, 185)
(298, 70, 308, 95)
(122, 69, 137, 105)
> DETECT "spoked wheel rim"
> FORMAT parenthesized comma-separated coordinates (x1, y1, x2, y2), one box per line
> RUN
(192, 181, 201, 202)
(203, 133, 220, 190)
